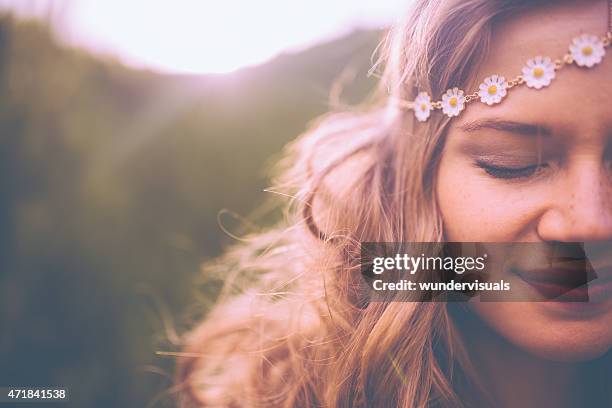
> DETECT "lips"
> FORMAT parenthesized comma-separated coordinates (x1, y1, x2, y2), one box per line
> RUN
(514, 264, 612, 302)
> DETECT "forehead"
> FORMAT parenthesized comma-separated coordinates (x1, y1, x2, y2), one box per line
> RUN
(455, 0, 612, 134)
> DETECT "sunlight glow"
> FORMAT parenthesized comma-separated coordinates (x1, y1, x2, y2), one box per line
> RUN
(0, 0, 408, 74)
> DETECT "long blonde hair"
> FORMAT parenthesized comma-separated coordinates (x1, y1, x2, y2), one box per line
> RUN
(177, 0, 547, 406)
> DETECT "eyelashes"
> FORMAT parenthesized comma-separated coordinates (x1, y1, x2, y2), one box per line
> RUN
(475, 160, 548, 180)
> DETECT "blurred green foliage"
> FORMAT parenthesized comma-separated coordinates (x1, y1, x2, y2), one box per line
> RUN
(0, 13, 380, 407)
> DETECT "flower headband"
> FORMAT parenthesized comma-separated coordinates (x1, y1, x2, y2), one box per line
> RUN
(400, 6, 612, 122)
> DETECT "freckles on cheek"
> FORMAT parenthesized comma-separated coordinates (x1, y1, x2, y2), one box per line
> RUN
(437, 163, 532, 241)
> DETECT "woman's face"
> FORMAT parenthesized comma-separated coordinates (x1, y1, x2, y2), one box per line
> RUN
(436, 0, 612, 361)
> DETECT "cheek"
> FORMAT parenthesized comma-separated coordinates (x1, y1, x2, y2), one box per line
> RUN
(436, 152, 543, 241)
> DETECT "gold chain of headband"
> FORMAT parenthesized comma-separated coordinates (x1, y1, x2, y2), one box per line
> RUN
(399, 28, 612, 122)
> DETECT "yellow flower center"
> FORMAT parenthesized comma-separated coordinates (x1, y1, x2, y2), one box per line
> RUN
(487, 85, 497, 95)
(449, 97, 458, 107)
(533, 67, 544, 78)
(420, 103, 427, 111)
(582, 46, 593, 56)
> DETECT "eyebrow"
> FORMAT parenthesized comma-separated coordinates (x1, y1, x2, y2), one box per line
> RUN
(458, 119, 552, 137)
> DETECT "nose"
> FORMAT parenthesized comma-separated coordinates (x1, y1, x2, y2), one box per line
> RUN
(537, 161, 612, 242)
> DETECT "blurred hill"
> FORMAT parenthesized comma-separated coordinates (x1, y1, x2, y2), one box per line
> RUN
(0, 12, 381, 408)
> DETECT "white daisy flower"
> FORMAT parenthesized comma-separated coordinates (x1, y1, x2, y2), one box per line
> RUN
(441, 88, 465, 117)
(522, 56, 556, 89)
(478, 75, 507, 105)
(413, 92, 432, 122)
(569, 34, 605, 67)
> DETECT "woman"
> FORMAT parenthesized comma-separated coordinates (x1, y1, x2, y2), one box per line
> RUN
(178, 0, 612, 406)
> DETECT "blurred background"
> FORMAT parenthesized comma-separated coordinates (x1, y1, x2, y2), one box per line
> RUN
(0, 1, 401, 406)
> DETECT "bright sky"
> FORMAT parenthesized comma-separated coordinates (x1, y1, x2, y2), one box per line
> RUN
(0, 0, 408, 74)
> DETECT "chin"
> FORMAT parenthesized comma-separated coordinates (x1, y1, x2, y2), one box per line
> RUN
(469, 301, 612, 363)
(527, 339, 611, 363)
(518, 324, 612, 363)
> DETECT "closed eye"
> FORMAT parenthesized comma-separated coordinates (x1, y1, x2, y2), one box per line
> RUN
(475, 160, 548, 180)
